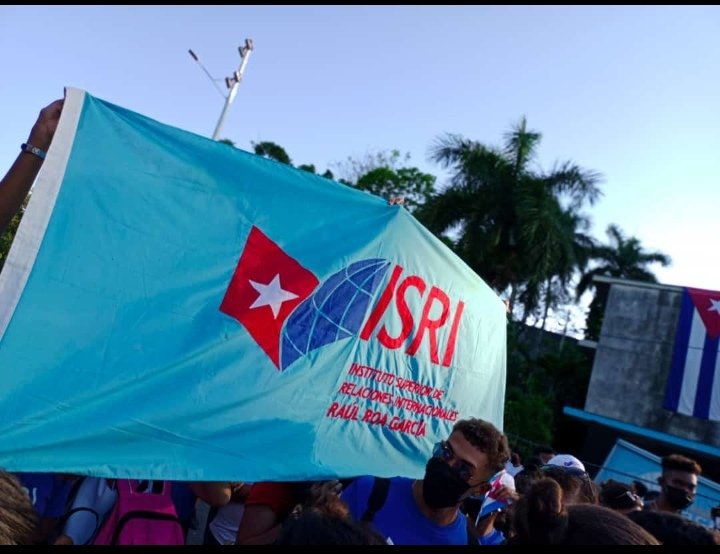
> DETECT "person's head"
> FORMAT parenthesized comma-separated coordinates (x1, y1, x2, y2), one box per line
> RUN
(599, 479, 644, 514)
(274, 508, 388, 545)
(0, 471, 39, 545)
(628, 509, 720, 545)
(538, 454, 598, 505)
(632, 479, 649, 498)
(422, 418, 510, 510)
(533, 445, 556, 465)
(514, 465, 543, 496)
(658, 453, 702, 513)
(510, 452, 521, 467)
(511, 478, 659, 545)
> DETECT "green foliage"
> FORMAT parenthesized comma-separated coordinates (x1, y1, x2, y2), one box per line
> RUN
(329, 149, 436, 208)
(0, 196, 28, 272)
(331, 149, 411, 184)
(217, 138, 236, 147)
(503, 321, 593, 454)
(355, 166, 436, 211)
(577, 224, 671, 339)
(252, 141, 292, 165)
(417, 117, 602, 323)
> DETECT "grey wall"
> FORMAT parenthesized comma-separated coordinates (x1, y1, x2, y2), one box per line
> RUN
(585, 282, 720, 447)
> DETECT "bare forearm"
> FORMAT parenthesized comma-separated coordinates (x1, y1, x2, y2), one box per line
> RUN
(0, 151, 43, 234)
(0, 96, 64, 235)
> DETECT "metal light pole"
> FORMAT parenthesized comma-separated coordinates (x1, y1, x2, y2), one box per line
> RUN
(188, 39, 254, 140)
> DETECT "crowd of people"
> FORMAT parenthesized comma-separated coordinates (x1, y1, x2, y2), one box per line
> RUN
(1, 417, 718, 545)
(2, 99, 720, 545)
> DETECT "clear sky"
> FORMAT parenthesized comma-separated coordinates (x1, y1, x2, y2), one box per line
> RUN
(2, 6, 719, 330)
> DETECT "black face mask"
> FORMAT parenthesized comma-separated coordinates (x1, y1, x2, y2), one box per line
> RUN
(664, 484, 694, 511)
(422, 456, 471, 509)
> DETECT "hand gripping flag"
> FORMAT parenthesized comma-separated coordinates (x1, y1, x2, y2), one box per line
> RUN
(663, 287, 720, 421)
(0, 89, 507, 481)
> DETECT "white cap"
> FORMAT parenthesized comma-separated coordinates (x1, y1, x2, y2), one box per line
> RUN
(546, 454, 586, 472)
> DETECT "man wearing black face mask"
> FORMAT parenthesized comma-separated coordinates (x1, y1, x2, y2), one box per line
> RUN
(341, 418, 510, 545)
(645, 453, 701, 515)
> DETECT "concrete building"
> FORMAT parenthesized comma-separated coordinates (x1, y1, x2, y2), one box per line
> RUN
(564, 275, 720, 483)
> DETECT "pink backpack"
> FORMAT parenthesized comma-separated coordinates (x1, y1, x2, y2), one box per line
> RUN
(93, 479, 185, 545)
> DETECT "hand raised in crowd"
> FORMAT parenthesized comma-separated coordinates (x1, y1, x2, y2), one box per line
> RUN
(230, 481, 252, 503)
(0, 95, 66, 234)
(493, 483, 520, 504)
(27, 98, 65, 152)
(300, 480, 347, 519)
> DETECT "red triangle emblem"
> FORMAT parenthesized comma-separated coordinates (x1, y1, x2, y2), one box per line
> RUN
(687, 287, 720, 340)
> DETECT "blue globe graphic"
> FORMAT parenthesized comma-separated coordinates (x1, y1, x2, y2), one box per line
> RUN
(280, 258, 390, 370)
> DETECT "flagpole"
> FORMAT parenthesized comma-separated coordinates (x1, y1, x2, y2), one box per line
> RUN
(189, 39, 255, 141)
(212, 39, 254, 140)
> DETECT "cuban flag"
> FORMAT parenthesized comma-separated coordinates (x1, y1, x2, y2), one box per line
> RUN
(0, 89, 507, 481)
(663, 287, 720, 421)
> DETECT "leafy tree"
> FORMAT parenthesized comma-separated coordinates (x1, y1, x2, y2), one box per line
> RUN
(0, 195, 28, 272)
(355, 167, 436, 211)
(578, 224, 671, 339)
(252, 141, 292, 165)
(417, 117, 602, 318)
(331, 149, 436, 208)
(331, 149, 411, 184)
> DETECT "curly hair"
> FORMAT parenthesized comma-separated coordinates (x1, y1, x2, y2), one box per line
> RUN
(0, 471, 38, 545)
(661, 454, 702, 476)
(452, 418, 510, 473)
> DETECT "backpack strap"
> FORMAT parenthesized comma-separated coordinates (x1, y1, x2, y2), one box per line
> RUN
(360, 478, 390, 523)
(52, 506, 101, 545)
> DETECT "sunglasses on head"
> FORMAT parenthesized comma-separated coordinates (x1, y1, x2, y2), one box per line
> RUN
(615, 490, 643, 505)
(433, 440, 475, 482)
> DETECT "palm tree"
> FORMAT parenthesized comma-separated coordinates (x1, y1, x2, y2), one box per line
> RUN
(577, 224, 671, 339)
(416, 116, 602, 317)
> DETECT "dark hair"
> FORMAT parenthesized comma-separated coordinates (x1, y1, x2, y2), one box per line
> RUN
(510, 452, 521, 466)
(453, 418, 510, 472)
(537, 464, 598, 505)
(534, 445, 556, 456)
(514, 466, 543, 496)
(511, 478, 659, 545)
(661, 453, 702, 476)
(274, 509, 387, 545)
(599, 479, 643, 511)
(632, 480, 649, 498)
(0, 471, 39, 545)
(628, 509, 720, 545)
(522, 455, 544, 473)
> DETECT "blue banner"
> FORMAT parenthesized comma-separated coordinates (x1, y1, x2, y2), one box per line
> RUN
(0, 89, 506, 481)
(595, 439, 720, 529)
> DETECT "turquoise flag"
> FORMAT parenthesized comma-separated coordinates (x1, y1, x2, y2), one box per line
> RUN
(0, 89, 506, 481)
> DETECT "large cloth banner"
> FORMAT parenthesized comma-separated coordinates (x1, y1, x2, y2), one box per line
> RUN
(663, 287, 720, 421)
(0, 89, 506, 481)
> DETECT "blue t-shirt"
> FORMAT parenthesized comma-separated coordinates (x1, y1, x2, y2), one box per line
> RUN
(171, 481, 196, 528)
(341, 476, 468, 545)
(479, 527, 505, 545)
(17, 472, 72, 518)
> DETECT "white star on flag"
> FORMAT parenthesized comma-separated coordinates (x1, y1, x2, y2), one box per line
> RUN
(248, 274, 299, 318)
(709, 298, 720, 315)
